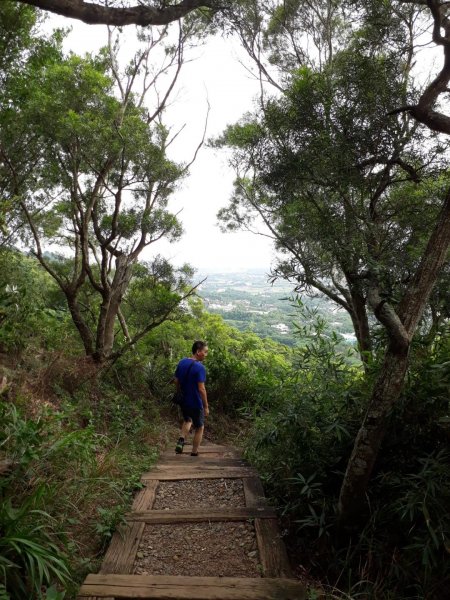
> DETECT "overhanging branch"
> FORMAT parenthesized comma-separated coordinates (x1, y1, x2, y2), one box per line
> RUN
(390, 1, 450, 134)
(15, 0, 216, 26)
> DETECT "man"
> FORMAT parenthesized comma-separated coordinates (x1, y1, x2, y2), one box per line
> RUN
(174, 340, 209, 456)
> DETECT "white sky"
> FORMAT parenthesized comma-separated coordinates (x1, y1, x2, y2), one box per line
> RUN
(43, 15, 277, 274)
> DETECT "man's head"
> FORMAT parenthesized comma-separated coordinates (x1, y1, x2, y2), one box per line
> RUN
(192, 340, 208, 361)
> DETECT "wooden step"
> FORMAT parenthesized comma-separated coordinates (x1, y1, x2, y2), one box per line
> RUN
(161, 450, 241, 459)
(179, 445, 233, 453)
(142, 467, 257, 481)
(157, 458, 248, 468)
(126, 506, 276, 523)
(78, 574, 306, 599)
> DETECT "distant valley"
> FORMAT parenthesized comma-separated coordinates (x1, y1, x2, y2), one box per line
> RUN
(197, 269, 356, 348)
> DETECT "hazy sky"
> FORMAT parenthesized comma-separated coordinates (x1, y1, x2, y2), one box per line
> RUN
(44, 15, 276, 274)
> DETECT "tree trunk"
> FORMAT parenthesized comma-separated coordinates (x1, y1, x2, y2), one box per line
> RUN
(349, 290, 372, 366)
(66, 294, 94, 357)
(103, 292, 123, 358)
(94, 256, 133, 361)
(94, 295, 110, 362)
(338, 191, 450, 525)
(337, 344, 409, 522)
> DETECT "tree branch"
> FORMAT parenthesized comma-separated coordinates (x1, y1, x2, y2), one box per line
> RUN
(109, 279, 205, 361)
(367, 284, 409, 351)
(118, 308, 131, 342)
(15, 0, 216, 27)
(391, 1, 450, 133)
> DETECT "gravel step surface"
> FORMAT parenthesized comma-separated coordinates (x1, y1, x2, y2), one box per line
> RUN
(133, 477, 261, 577)
(153, 478, 246, 510)
(133, 521, 261, 577)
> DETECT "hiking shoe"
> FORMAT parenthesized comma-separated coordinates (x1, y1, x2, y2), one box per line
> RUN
(175, 437, 185, 454)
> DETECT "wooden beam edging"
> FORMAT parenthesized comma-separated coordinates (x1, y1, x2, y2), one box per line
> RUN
(131, 481, 158, 511)
(126, 506, 276, 524)
(78, 573, 306, 599)
(255, 518, 293, 578)
(243, 477, 267, 508)
(99, 521, 145, 575)
(142, 467, 258, 481)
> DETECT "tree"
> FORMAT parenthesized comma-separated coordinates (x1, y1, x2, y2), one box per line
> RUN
(337, 0, 450, 523)
(216, 0, 450, 521)
(1, 16, 203, 362)
(217, 1, 446, 365)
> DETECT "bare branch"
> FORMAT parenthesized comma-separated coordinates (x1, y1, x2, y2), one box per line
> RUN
(19, 200, 67, 289)
(181, 98, 210, 173)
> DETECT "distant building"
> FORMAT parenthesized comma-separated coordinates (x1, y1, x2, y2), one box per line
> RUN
(341, 333, 357, 343)
(272, 323, 289, 334)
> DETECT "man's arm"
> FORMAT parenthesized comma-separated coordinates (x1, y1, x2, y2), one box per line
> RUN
(198, 382, 209, 417)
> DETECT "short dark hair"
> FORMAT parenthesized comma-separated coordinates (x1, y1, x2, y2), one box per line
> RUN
(192, 340, 207, 354)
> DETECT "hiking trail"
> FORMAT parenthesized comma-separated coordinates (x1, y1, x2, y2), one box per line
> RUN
(77, 443, 306, 599)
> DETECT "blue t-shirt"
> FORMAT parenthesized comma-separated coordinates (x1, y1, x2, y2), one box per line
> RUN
(175, 358, 206, 410)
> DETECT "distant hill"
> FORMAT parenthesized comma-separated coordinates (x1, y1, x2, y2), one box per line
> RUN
(197, 269, 356, 348)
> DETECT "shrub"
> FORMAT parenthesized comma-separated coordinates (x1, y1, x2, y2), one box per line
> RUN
(243, 311, 450, 598)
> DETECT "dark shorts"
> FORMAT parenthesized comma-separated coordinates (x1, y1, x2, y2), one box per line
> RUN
(182, 406, 204, 429)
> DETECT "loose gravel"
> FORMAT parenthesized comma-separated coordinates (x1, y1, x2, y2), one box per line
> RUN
(133, 521, 261, 577)
(133, 477, 261, 577)
(153, 478, 246, 510)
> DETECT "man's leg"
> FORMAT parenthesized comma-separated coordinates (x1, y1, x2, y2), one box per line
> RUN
(175, 417, 192, 454)
(181, 419, 192, 439)
(191, 425, 204, 455)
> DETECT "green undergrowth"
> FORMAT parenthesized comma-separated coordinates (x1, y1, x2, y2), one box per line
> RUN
(241, 320, 450, 599)
(0, 358, 174, 600)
